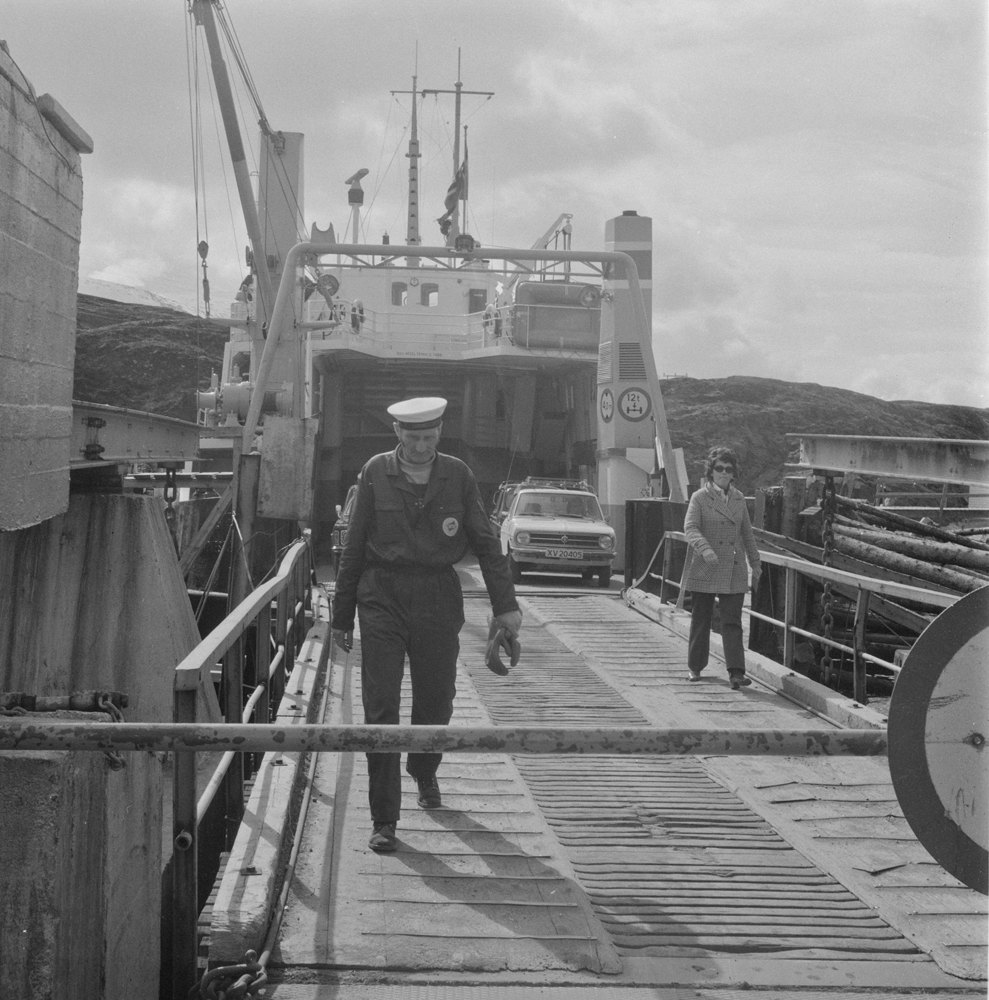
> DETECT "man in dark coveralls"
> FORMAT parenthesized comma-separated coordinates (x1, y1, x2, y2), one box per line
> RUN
(330, 397, 522, 852)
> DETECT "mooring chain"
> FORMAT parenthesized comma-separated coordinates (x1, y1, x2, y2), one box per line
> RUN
(192, 950, 267, 999)
(163, 465, 179, 542)
(819, 475, 837, 687)
(98, 694, 127, 771)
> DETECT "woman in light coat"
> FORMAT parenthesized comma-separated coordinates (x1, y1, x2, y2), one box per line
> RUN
(683, 446, 761, 689)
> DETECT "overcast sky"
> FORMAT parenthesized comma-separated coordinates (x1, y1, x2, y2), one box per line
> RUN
(6, 0, 987, 408)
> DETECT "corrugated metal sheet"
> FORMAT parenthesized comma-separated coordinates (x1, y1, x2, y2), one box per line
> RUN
(461, 600, 926, 962)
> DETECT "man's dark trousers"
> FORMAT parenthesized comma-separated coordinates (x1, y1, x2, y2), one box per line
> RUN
(356, 566, 463, 822)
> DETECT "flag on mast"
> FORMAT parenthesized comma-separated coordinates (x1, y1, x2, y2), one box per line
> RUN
(437, 137, 468, 234)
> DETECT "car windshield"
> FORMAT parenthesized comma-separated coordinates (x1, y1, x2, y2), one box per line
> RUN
(514, 492, 601, 519)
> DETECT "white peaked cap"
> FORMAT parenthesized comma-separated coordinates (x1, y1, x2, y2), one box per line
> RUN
(387, 396, 447, 429)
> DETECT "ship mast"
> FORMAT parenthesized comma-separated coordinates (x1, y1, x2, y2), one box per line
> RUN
(421, 50, 493, 246)
(407, 71, 421, 263)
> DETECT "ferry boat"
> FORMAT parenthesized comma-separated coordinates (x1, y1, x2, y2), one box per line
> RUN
(194, 54, 630, 556)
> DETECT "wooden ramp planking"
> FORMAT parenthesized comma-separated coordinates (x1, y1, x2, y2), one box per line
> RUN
(274, 626, 620, 974)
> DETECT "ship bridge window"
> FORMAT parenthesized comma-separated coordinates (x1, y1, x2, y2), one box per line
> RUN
(391, 282, 408, 306)
(468, 288, 487, 313)
(420, 282, 439, 307)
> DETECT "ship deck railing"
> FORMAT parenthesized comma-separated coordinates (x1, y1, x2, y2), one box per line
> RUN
(635, 529, 957, 698)
(301, 300, 599, 356)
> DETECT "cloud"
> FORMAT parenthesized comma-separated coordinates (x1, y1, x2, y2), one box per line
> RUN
(4, 0, 985, 408)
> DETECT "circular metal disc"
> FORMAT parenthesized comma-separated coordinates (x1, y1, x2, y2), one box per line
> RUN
(888, 585, 989, 895)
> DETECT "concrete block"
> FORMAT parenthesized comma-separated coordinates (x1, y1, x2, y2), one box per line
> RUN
(0, 744, 107, 997)
(0, 416, 70, 529)
(0, 723, 163, 998)
(0, 401, 70, 439)
(0, 66, 82, 521)
(37, 94, 93, 154)
(0, 493, 221, 721)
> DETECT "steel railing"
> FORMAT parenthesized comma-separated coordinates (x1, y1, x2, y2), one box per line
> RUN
(170, 533, 312, 998)
(638, 530, 955, 696)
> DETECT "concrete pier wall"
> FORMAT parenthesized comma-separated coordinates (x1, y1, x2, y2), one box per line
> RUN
(0, 494, 218, 721)
(0, 494, 222, 998)
(0, 44, 92, 531)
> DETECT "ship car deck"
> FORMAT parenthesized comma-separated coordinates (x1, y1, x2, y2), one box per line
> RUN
(222, 566, 987, 998)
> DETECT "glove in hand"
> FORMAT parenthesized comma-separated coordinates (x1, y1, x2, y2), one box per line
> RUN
(485, 617, 521, 676)
(493, 609, 522, 638)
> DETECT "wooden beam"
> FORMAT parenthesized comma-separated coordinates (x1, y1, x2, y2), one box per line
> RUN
(836, 495, 989, 552)
(178, 487, 232, 579)
(753, 527, 962, 599)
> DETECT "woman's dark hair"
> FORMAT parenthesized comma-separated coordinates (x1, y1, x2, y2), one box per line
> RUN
(704, 446, 740, 481)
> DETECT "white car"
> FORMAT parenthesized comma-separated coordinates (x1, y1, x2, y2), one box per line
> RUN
(498, 480, 615, 587)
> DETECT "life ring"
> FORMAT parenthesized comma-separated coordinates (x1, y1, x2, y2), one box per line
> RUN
(578, 285, 600, 308)
(482, 305, 497, 336)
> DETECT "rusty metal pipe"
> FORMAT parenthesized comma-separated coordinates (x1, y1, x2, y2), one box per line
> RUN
(0, 722, 887, 757)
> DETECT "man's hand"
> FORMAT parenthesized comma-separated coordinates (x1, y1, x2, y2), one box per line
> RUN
(331, 628, 353, 652)
(493, 609, 522, 638)
(751, 569, 762, 594)
(486, 615, 522, 675)
(701, 549, 719, 566)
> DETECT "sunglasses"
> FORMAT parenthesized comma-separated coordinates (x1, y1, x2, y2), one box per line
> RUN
(712, 464, 734, 473)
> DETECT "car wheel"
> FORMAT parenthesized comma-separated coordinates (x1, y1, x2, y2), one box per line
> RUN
(581, 568, 595, 583)
(597, 567, 611, 588)
(509, 549, 523, 584)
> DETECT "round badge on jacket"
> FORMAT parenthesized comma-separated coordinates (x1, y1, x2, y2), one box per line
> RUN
(442, 517, 459, 536)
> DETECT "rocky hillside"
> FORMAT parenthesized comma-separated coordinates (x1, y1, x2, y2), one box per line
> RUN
(74, 295, 229, 423)
(73, 295, 989, 489)
(661, 376, 989, 491)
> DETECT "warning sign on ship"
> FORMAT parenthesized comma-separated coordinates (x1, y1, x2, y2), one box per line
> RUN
(617, 388, 652, 422)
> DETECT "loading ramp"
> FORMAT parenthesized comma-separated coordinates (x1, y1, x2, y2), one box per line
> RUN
(244, 568, 986, 996)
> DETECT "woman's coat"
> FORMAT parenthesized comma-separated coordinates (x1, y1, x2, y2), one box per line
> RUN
(683, 482, 761, 594)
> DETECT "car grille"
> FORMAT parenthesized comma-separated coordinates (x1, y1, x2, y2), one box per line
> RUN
(527, 532, 603, 549)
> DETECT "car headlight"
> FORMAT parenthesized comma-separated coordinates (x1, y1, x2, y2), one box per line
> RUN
(598, 535, 614, 550)
(515, 530, 531, 546)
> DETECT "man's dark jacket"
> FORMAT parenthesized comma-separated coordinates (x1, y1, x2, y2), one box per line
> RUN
(331, 447, 518, 632)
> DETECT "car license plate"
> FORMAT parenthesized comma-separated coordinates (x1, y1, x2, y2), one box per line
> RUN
(545, 548, 582, 559)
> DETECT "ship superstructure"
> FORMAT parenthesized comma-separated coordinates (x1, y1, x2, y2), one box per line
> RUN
(196, 62, 634, 552)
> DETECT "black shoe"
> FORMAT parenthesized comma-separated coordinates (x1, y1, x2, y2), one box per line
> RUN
(687, 670, 702, 682)
(730, 674, 752, 690)
(368, 821, 397, 852)
(416, 774, 442, 809)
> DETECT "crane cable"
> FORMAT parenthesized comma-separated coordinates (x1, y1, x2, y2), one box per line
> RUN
(215, 5, 310, 252)
(185, 10, 210, 319)
(188, 2, 316, 320)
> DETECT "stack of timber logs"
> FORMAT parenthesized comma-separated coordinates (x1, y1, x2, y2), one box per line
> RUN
(749, 478, 988, 693)
(833, 495, 989, 595)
